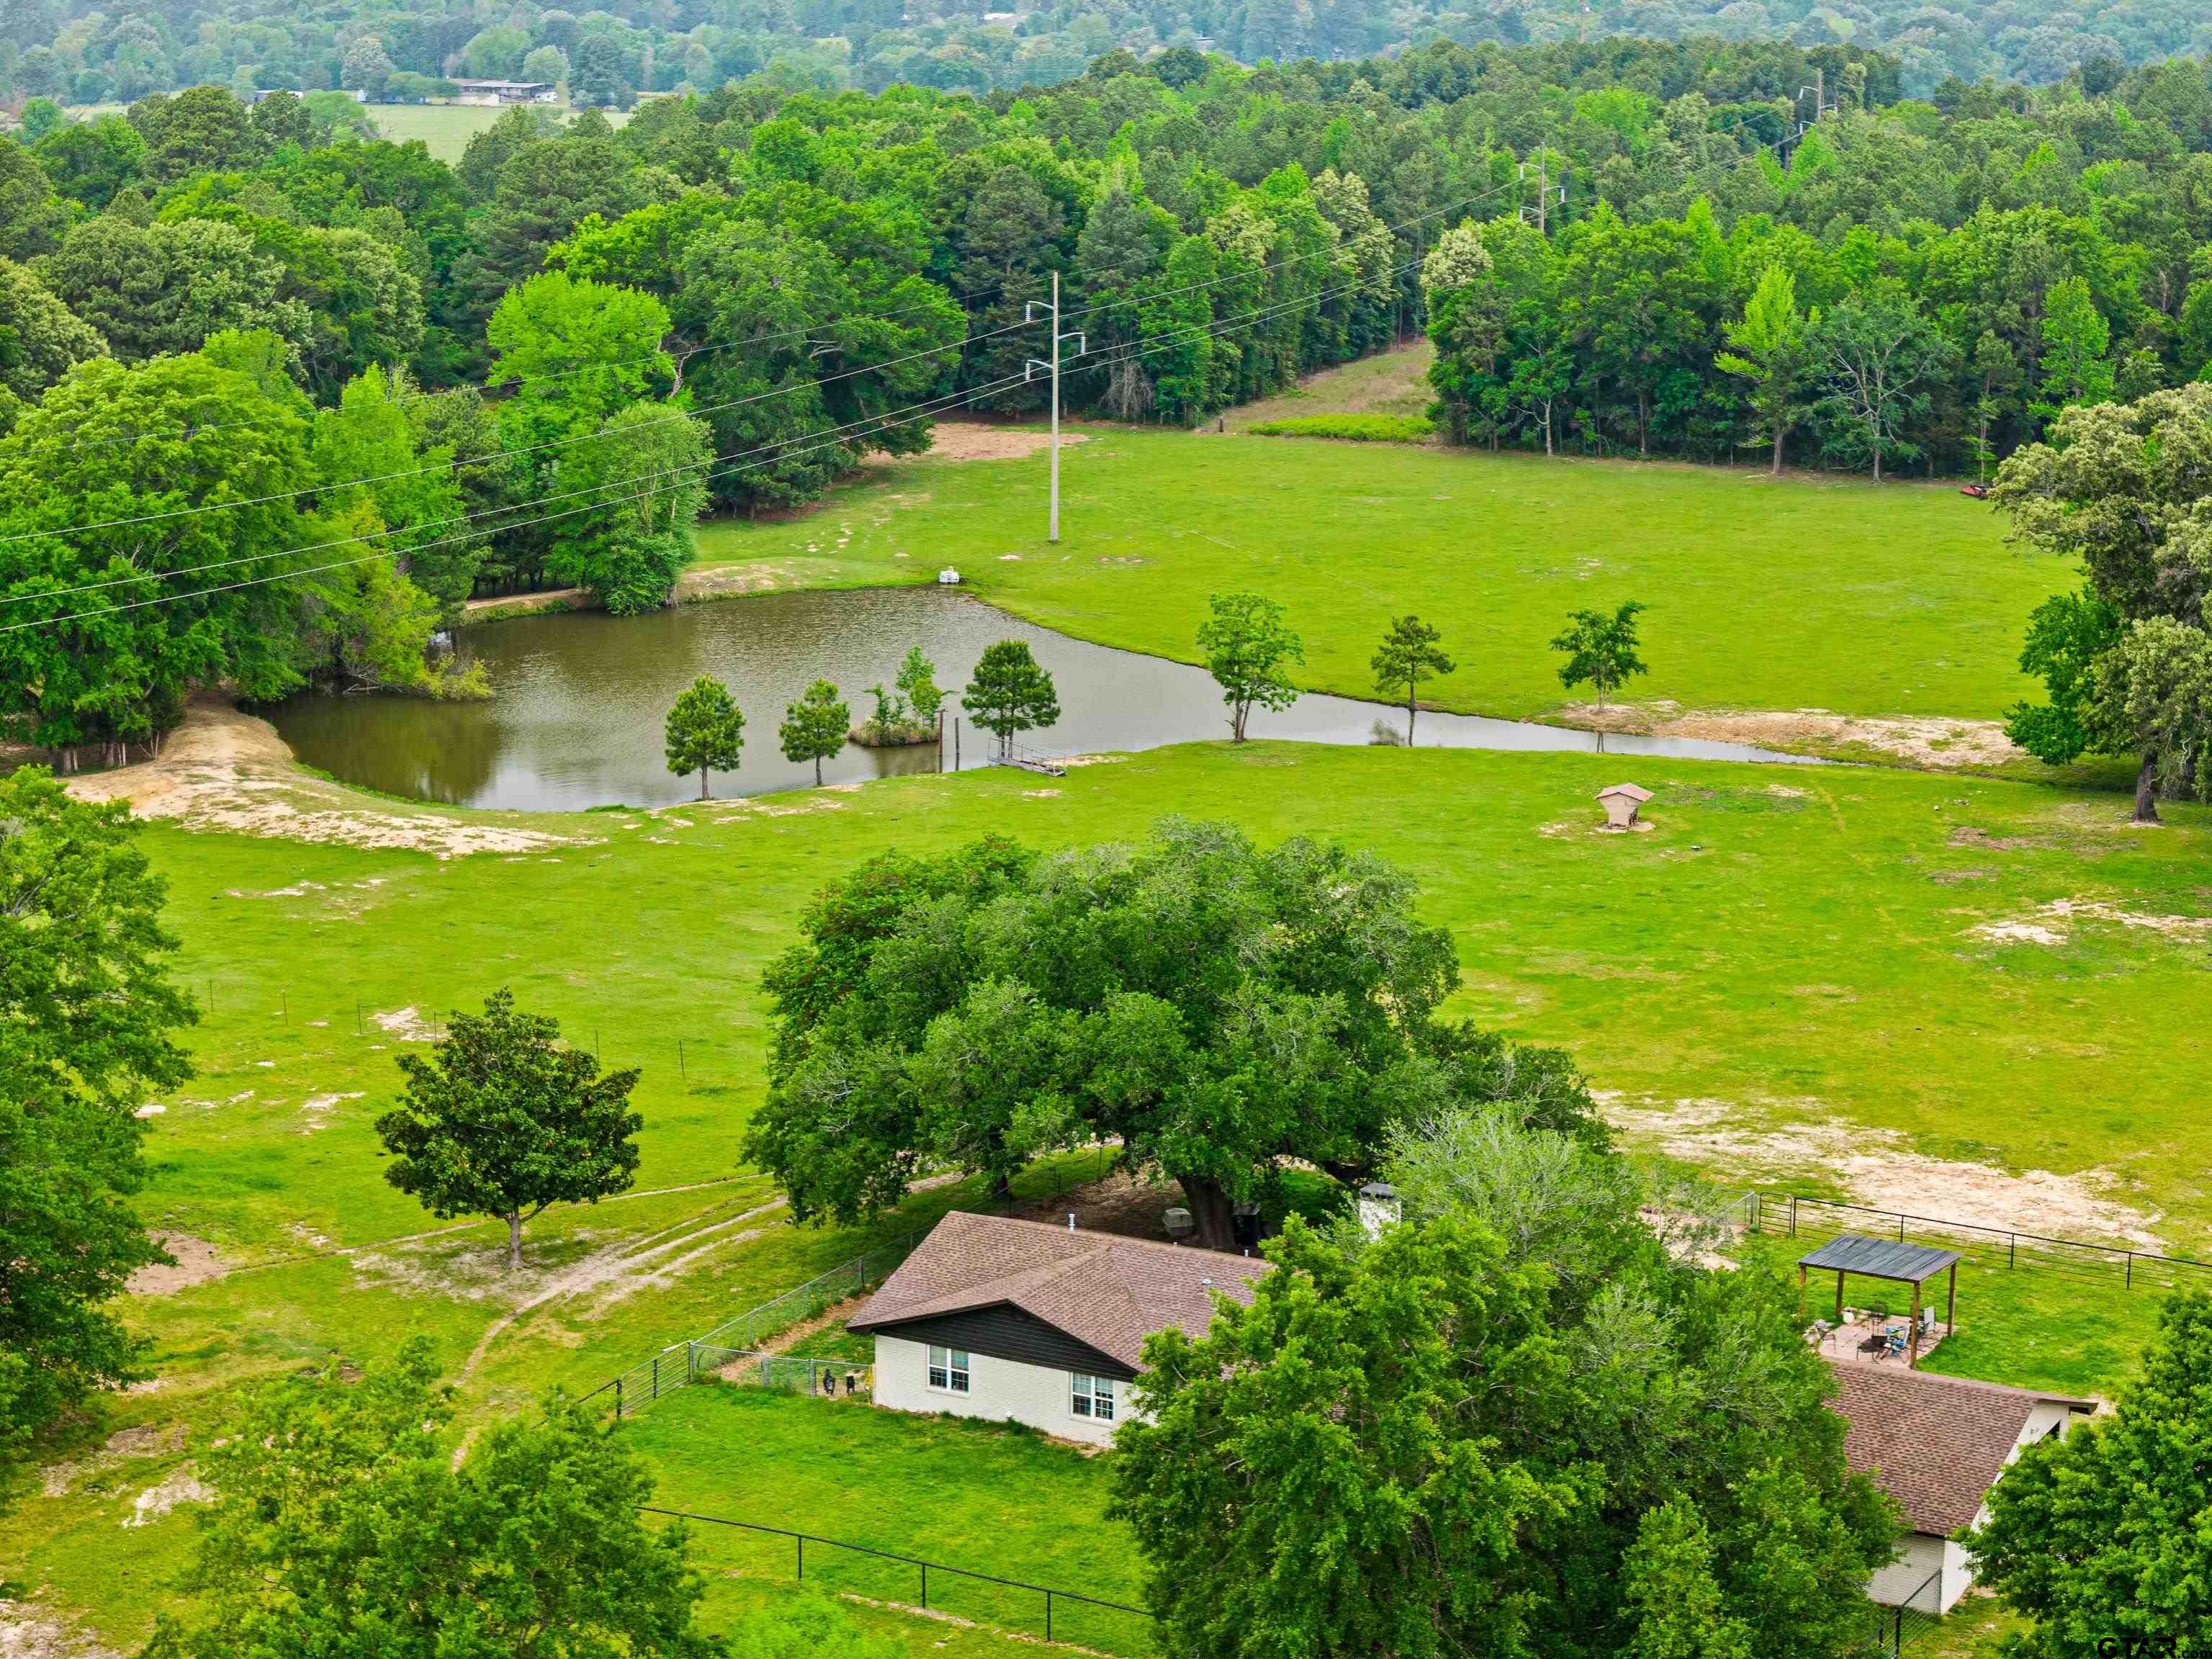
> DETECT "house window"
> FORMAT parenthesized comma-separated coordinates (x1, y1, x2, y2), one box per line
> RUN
(1071, 1373, 1115, 1421)
(927, 1345, 969, 1393)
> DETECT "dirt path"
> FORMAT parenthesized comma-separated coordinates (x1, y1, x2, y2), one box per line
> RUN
(458, 1197, 791, 1380)
(63, 696, 577, 858)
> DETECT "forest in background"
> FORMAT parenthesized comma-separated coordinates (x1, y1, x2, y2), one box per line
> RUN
(0, 0, 2207, 109)
(2, 35, 2211, 764)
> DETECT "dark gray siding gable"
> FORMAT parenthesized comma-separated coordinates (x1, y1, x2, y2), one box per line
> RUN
(867, 1303, 1137, 1380)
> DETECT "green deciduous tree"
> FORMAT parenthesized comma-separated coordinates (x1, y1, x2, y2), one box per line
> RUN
(1552, 600, 1650, 711)
(544, 400, 711, 614)
(1197, 592, 1303, 742)
(2004, 587, 2122, 766)
(374, 989, 642, 1269)
(1808, 282, 1954, 482)
(779, 678, 850, 783)
(1112, 1107, 1897, 1659)
(896, 647, 943, 729)
(1715, 264, 1814, 475)
(1973, 1292, 2212, 1654)
(665, 675, 745, 797)
(0, 769, 194, 1458)
(745, 819, 1600, 1249)
(0, 347, 316, 759)
(961, 639, 1058, 755)
(144, 1337, 724, 1658)
(2031, 275, 2116, 423)
(1370, 614, 1455, 744)
(0, 256, 104, 403)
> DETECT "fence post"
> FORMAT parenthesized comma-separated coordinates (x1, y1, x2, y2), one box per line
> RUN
(615, 1376, 624, 1419)
(797, 1535, 804, 1581)
(1789, 1195, 1797, 1237)
(1898, 1213, 1906, 1243)
(921, 1563, 928, 1609)
(1046, 1590, 1053, 1645)
(687, 1341, 697, 1383)
(2127, 1251, 2134, 1289)
(2010, 1232, 2016, 1269)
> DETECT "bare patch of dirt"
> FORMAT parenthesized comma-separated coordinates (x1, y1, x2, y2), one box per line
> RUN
(127, 1234, 226, 1297)
(1948, 826, 2052, 852)
(373, 1007, 437, 1042)
(64, 697, 579, 860)
(122, 1465, 212, 1527)
(1972, 896, 2212, 947)
(760, 1293, 869, 1355)
(0, 1602, 122, 1659)
(462, 585, 588, 616)
(41, 1424, 187, 1498)
(1561, 703, 2023, 768)
(678, 561, 811, 600)
(863, 421, 1093, 464)
(298, 1090, 366, 1133)
(1600, 1094, 2165, 1248)
(1004, 1167, 1189, 1243)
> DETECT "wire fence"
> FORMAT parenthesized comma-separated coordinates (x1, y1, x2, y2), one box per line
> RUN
(643, 1506, 1154, 1654)
(582, 1228, 922, 1419)
(1736, 1189, 2212, 1295)
(1861, 1568, 1945, 1655)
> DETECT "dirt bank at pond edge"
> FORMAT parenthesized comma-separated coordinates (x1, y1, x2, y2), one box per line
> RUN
(62, 697, 579, 859)
(1561, 701, 2022, 770)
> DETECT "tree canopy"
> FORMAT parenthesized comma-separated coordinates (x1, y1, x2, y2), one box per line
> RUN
(1112, 1106, 1899, 1659)
(144, 1337, 725, 1659)
(374, 989, 643, 1268)
(0, 769, 195, 1460)
(744, 818, 1605, 1249)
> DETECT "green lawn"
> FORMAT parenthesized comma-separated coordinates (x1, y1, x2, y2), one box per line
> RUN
(691, 427, 2069, 737)
(628, 1388, 1151, 1654)
(9, 736, 2208, 1648)
(366, 100, 630, 161)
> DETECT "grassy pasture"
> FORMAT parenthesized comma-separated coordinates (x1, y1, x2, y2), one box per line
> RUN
(690, 426, 2071, 745)
(10, 737, 2203, 1650)
(366, 99, 631, 160)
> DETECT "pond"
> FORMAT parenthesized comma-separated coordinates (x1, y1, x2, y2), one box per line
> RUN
(265, 586, 1818, 812)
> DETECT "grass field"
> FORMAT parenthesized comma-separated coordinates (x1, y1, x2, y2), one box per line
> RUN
(690, 426, 2071, 751)
(631, 1388, 1151, 1653)
(9, 736, 2200, 1650)
(365, 100, 631, 161)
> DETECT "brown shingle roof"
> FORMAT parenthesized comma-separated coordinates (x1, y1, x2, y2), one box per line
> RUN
(848, 1211, 1270, 1370)
(1825, 1360, 2095, 1537)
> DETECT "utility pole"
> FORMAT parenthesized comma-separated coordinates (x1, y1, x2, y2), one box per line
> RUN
(1519, 150, 1565, 235)
(1025, 272, 1087, 544)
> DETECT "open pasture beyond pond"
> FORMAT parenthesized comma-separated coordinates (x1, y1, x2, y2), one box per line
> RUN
(6, 431, 2194, 1658)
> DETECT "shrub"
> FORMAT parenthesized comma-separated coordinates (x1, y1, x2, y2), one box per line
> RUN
(1247, 413, 1434, 443)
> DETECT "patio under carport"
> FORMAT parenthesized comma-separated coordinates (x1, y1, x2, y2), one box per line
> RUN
(1797, 1233, 1961, 1370)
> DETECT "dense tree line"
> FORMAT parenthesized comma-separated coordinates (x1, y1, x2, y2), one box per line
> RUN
(6, 42, 2212, 762)
(0, 0, 2203, 107)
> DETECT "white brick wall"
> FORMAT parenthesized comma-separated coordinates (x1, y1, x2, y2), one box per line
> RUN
(871, 1334, 1131, 1447)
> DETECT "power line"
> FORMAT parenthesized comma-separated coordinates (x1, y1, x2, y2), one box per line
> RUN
(6, 123, 1825, 632)
(0, 316, 1038, 548)
(11, 174, 1567, 542)
(0, 373, 1036, 639)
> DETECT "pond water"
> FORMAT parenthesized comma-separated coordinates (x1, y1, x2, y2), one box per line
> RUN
(266, 586, 1818, 811)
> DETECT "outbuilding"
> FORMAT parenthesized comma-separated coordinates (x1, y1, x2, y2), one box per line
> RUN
(847, 1212, 1269, 1446)
(1827, 1360, 2096, 1613)
(1595, 782, 1653, 830)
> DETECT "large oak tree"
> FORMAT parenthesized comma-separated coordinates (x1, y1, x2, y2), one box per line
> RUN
(743, 819, 1601, 1249)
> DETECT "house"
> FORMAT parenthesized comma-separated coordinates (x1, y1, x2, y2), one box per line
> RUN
(446, 78, 557, 105)
(1827, 1360, 2096, 1612)
(847, 1211, 1269, 1446)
